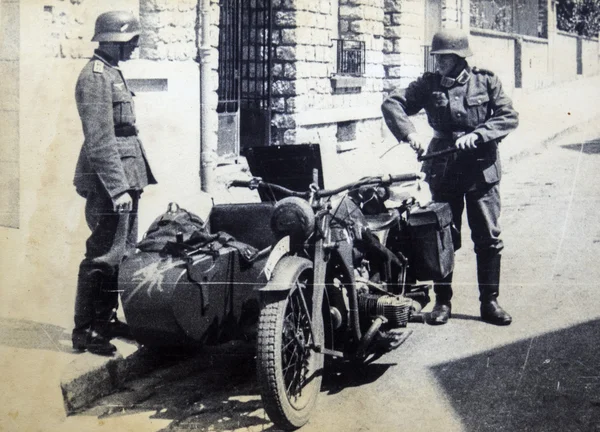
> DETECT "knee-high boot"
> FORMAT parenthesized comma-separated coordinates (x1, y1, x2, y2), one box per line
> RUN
(430, 272, 453, 325)
(477, 253, 512, 325)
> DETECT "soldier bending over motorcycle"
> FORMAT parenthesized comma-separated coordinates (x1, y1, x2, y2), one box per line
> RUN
(381, 29, 519, 326)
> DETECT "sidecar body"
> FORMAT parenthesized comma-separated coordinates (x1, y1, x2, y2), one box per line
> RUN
(119, 203, 275, 348)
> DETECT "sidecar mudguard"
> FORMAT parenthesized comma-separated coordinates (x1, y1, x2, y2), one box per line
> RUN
(119, 247, 268, 348)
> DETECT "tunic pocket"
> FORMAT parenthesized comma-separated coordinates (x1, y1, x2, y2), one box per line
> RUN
(466, 93, 489, 125)
(112, 85, 135, 125)
(116, 137, 139, 158)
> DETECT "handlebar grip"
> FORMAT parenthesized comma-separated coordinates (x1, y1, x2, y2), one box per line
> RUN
(388, 173, 424, 183)
(228, 180, 250, 188)
(417, 147, 458, 161)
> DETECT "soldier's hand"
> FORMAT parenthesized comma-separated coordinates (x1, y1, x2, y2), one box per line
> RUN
(406, 133, 425, 156)
(113, 192, 133, 213)
(455, 132, 479, 151)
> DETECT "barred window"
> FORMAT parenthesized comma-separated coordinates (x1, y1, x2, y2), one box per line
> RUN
(333, 39, 365, 77)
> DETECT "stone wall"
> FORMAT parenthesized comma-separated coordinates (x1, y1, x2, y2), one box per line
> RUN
(383, 0, 425, 92)
(139, 0, 198, 61)
(270, 0, 336, 146)
(37, 0, 203, 62)
(0, 0, 19, 228)
(40, 0, 138, 59)
(441, 0, 467, 29)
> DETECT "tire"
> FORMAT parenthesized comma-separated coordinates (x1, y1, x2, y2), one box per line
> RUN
(257, 257, 324, 430)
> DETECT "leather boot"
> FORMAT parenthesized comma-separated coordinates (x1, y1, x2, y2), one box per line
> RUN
(477, 253, 512, 325)
(72, 328, 116, 356)
(429, 272, 453, 325)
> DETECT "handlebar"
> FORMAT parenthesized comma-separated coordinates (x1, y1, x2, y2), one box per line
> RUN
(228, 172, 424, 198)
(417, 147, 459, 161)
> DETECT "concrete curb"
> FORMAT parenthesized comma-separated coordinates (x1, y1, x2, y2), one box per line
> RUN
(60, 340, 255, 415)
(60, 340, 163, 414)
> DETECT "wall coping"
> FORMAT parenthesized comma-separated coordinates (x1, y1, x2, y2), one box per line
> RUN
(557, 30, 580, 39)
(295, 106, 382, 126)
(522, 35, 548, 45)
(470, 27, 549, 45)
(557, 30, 599, 42)
(470, 27, 516, 41)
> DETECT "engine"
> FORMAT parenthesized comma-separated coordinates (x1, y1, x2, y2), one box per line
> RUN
(357, 293, 412, 328)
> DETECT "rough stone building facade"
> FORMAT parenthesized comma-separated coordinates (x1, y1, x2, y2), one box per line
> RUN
(3, 0, 477, 206)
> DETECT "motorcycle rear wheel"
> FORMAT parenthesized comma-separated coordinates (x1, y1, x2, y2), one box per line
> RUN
(257, 258, 324, 430)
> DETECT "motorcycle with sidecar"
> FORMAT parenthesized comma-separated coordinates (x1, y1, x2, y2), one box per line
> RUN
(119, 144, 455, 430)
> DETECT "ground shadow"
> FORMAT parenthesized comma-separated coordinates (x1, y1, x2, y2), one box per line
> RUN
(431, 319, 600, 432)
(323, 362, 396, 395)
(445, 313, 481, 322)
(0, 317, 71, 352)
(84, 349, 274, 431)
(83, 343, 398, 431)
(561, 138, 600, 154)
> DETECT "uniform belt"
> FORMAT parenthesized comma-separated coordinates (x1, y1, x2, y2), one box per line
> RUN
(432, 130, 468, 140)
(114, 125, 137, 137)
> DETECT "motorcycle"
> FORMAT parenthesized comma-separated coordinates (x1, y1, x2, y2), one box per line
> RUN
(119, 144, 454, 430)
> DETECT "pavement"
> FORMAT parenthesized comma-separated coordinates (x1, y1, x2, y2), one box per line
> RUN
(1, 75, 598, 432)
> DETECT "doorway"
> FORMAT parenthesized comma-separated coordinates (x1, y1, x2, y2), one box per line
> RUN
(217, 0, 273, 158)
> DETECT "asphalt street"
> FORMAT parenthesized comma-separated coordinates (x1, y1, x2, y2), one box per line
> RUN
(63, 120, 600, 432)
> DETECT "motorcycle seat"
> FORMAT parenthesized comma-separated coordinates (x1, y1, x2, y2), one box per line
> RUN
(364, 210, 400, 232)
(208, 203, 276, 251)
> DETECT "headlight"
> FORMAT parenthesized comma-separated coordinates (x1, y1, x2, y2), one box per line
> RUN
(270, 197, 315, 241)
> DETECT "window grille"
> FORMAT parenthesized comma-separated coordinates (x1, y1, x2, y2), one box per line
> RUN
(334, 39, 365, 76)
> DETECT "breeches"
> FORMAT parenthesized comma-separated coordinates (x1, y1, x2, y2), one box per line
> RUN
(74, 190, 139, 330)
(431, 183, 503, 256)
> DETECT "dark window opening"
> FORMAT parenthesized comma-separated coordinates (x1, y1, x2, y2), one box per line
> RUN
(337, 121, 357, 142)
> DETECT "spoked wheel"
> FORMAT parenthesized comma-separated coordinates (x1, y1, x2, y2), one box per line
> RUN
(257, 257, 324, 430)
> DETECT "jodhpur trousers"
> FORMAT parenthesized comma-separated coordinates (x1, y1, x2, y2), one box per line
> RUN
(74, 190, 139, 332)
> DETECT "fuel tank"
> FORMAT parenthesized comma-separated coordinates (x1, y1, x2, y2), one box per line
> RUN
(119, 247, 267, 348)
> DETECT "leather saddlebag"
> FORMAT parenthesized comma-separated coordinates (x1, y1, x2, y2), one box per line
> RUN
(408, 202, 455, 281)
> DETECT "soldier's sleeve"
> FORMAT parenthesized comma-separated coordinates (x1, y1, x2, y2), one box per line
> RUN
(381, 75, 429, 141)
(75, 68, 130, 199)
(473, 74, 519, 143)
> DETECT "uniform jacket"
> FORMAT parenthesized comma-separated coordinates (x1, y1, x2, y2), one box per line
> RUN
(73, 50, 157, 199)
(381, 66, 518, 191)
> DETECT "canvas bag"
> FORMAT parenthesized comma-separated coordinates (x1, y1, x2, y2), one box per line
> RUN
(137, 202, 206, 253)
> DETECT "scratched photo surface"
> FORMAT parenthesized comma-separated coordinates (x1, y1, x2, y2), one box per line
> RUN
(1, 0, 600, 431)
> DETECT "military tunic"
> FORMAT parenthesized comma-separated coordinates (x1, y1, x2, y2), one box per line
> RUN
(73, 50, 157, 334)
(381, 66, 518, 255)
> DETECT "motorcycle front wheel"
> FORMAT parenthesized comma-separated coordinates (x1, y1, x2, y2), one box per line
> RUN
(257, 257, 324, 430)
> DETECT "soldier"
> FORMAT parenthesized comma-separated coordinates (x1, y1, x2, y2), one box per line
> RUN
(72, 11, 157, 355)
(381, 29, 519, 326)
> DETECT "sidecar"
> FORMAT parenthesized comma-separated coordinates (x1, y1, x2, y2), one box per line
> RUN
(119, 145, 324, 348)
(119, 203, 274, 348)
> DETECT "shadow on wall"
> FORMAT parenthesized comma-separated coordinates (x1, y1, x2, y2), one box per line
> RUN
(430, 319, 600, 432)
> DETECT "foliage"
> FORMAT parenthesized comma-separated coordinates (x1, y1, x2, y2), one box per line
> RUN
(470, 0, 541, 37)
(557, 0, 600, 37)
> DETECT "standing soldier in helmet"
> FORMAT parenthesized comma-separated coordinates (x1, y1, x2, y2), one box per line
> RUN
(381, 29, 518, 326)
(72, 11, 157, 355)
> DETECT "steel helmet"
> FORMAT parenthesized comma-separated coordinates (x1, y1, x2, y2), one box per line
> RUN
(430, 29, 473, 58)
(91, 11, 141, 43)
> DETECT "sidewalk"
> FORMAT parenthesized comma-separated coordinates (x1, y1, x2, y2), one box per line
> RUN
(1, 75, 598, 432)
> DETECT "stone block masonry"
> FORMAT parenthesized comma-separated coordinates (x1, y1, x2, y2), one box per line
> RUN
(271, 0, 387, 151)
(382, 0, 426, 93)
